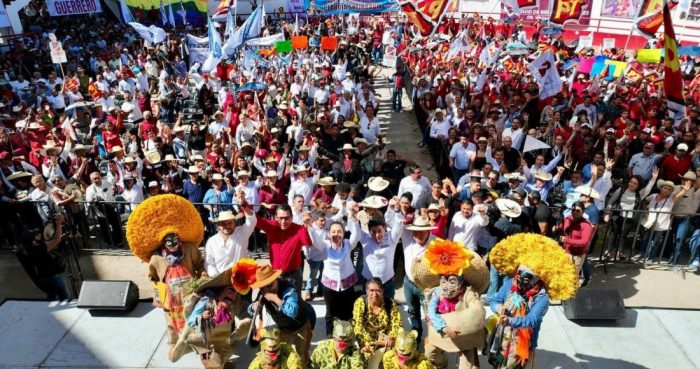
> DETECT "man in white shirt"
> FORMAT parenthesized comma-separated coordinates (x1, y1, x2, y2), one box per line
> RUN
(288, 164, 320, 206)
(501, 116, 526, 151)
(448, 200, 489, 251)
(86, 171, 123, 246)
(204, 194, 257, 278)
(429, 109, 451, 142)
(347, 197, 404, 299)
(397, 165, 432, 209)
(358, 105, 381, 144)
(573, 95, 597, 126)
(449, 134, 474, 181)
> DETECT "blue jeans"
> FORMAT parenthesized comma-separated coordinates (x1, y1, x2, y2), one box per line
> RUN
(392, 87, 403, 112)
(670, 217, 691, 264)
(44, 274, 70, 300)
(641, 229, 667, 261)
(486, 264, 503, 302)
(403, 276, 424, 340)
(304, 260, 324, 293)
(453, 168, 468, 184)
(689, 229, 700, 265)
(373, 48, 383, 64)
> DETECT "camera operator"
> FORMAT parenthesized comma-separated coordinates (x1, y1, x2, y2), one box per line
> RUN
(86, 171, 124, 247)
(15, 213, 70, 300)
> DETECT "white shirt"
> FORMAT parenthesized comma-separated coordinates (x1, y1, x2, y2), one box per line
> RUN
(288, 176, 315, 206)
(314, 87, 329, 104)
(204, 214, 257, 276)
(502, 127, 525, 150)
(86, 179, 115, 202)
(449, 142, 476, 170)
(348, 211, 404, 283)
(642, 194, 674, 231)
(359, 115, 381, 144)
(121, 183, 144, 208)
(448, 209, 489, 251)
(47, 93, 66, 109)
(403, 234, 436, 283)
(397, 176, 431, 208)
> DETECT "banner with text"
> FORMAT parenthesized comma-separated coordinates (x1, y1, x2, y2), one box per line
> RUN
(46, 0, 102, 16)
(312, 0, 399, 15)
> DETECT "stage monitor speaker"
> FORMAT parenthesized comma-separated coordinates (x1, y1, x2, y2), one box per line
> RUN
(77, 280, 139, 312)
(563, 288, 626, 320)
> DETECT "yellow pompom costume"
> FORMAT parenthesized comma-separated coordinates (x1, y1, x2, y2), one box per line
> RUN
(126, 194, 206, 361)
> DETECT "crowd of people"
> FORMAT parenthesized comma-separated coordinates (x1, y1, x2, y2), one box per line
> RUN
(2, 3, 700, 368)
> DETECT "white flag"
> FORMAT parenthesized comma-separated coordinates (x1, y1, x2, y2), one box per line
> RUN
(223, 6, 263, 55)
(225, 7, 235, 40)
(119, 0, 134, 24)
(524, 136, 551, 153)
(527, 50, 562, 100)
(129, 22, 154, 43)
(202, 17, 223, 72)
(168, 0, 176, 27)
(149, 25, 167, 44)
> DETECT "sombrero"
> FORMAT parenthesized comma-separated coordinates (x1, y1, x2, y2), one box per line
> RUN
(125, 194, 205, 262)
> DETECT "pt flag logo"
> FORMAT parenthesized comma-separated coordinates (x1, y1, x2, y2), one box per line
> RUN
(550, 0, 586, 24)
(401, 0, 451, 37)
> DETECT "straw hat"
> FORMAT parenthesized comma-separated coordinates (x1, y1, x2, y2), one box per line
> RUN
(213, 110, 225, 118)
(194, 268, 233, 294)
(359, 195, 389, 209)
(343, 120, 359, 129)
(192, 154, 205, 162)
(235, 170, 251, 178)
(70, 144, 89, 153)
(264, 170, 278, 177)
(505, 173, 526, 182)
(211, 173, 224, 181)
(163, 154, 177, 162)
(353, 137, 368, 146)
(264, 156, 277, 163)
(40, 140, 62, 156)
(298, 144, 311, 151)
(406, 215, 438, 231)
(656, 179, 675, 190)
(292, 163, 311, 173)
(339, 143, 355, 151)
(368, 177, 389, 192)
(495, 198, 522, 218)
(110, 146, 124, 154)
(172, 126, 186, 134)
(186, 165, 200, 174)
(318, 176, 338, 186)
(682, 171, 697, 181)
(533, 172, 553, 181)
(124, 156, 137, 164)
(249, 265, 282, 289)
(209, 210, 242, 223)
(145, 150, 161, 164)
(574, 186, 600, 200)
(6, 171, 32, 181)
(427, 203, 442, 212)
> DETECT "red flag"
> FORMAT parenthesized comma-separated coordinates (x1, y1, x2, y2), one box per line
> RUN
(549, 0, 586, 25)
(64, 78, 79, 91)
(517, 0, 537, 7)
(401, 2, 436, 37)
(88, 82, 103, 100)
(636, 0, 677, 38)
(663, 0, 685, 118)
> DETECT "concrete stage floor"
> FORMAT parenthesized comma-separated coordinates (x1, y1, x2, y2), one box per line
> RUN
(0, 300, 697, 369)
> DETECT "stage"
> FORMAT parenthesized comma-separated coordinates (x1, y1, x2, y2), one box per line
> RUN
(0, 300, 698, 369)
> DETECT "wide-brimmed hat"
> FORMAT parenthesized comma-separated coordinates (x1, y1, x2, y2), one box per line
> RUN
(235, 170, 251, 178)
(575, 186, 600, 200)
(427, 203, 441, 212)
(359, 195, 388, 209)
(534, 172, 553, 181)
(70, 144, 89, 153)
(209, 210, 242, 223)
(264, 170, 278, 177)
(192, 154, 205, 162)
(682, 171, 697, 181)
(368, 176, 390, 192)
(406, 215, 438, 231)
(40, 140, 62, 156)
(194, 268, 233, 294)
(186, 165, 200, 174)
(7, 171, 32, 181)
(495, 198, 522, 218)
(318, 176, 338, 186)
(211, 173, 224, 181)
(339, 143, 355, 151)
(124, 156, 137, 164)
(145, 150, 161, 164)
(264, 156, 277, 163)
(343, 120, 359, 129)
(249, 265, 282, 289)
(656, 179, 675, 190)
(213, 110, 225, 118)
(298, 144, 311, 151)
(292, 163, 311, 173)
(110, 146, 124, 154)
(505, 173, 526, 182)
(353, 137, 369, 146)
(172, 126, 186, 134)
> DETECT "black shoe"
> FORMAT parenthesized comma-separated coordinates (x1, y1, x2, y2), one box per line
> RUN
(581, 277, 591, 287)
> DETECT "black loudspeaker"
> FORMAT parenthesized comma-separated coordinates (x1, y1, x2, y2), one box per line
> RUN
(563, 288, 626, 320)
(77, 280, 139, 312)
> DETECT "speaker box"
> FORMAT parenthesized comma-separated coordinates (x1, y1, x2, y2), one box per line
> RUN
(77, 280, 139, 312)
(563, 288, 626, 320)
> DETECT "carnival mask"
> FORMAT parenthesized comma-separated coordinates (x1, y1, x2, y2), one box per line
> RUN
(516, 265, 540, 294)
(162, 233, 180, 252)
(440, 274, 464, 299)
(260, 328, 281, 365)
(395, 331, 419, 365)
(332, 320, 354, 353)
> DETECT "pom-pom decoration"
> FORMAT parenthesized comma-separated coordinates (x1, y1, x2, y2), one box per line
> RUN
(230, 258, 259, 295)
(424, 238, 474, 276)
(125, 194, 205, 262)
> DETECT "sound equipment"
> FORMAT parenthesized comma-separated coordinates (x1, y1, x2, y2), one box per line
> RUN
(563, 288, 626, 320)
(77, 280, 139, 312)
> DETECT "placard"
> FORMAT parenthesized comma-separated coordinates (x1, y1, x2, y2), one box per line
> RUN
(576, 34, 593, 51)
(46, 0, 102, 16)
(382, 45, 397, 68)
(603, 38, 616, 50)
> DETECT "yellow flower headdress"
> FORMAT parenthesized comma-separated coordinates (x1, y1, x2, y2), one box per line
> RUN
(125, 194, 205, 262)
(490, 234, 577, 301)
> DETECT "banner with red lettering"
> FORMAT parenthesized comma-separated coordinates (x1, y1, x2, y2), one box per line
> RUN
(46, 0, 102, 16)
(635, 0, 677, 38)
(400, 0, 452, 37)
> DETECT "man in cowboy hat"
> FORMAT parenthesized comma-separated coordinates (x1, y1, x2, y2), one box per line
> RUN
(526, 166, 565, 204)
(40, 140, 69, 182)
(669, 171, 700, 264)
(311, 176, 337, 210)
(205, 191, 257, 277)
(172, 125, 189, 161)
(247, 265, 315, 365)
(288, 163, 319, 207)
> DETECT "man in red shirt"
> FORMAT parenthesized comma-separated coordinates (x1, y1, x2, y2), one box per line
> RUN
(256, 204, 312, 290)
(660, 143, 692, 184)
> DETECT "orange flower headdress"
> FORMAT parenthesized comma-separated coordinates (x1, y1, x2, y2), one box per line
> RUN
(424, 238, 474, 276)
(230, 258, 259, 295)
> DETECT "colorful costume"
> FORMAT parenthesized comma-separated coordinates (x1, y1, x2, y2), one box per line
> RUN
(309, 320, 364, 369)
(248, 328, 303, 369)
(418, 238, 489, 369)
(377, 331, 434, 369)
(487, 234, 577, 369)
(126, 194, 206, 360)
(351, 294, 403, 351)
(171, 259, 257, 369)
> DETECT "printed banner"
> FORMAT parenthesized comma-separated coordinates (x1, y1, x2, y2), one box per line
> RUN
(287, 0, 305, 13)
(601, 0, 638, 18)
(401, 0, 452, 36)
(549, 0, 586, 25)
(246, 33, 285, 46)
(312, 0, 399, 15)
(382, 45, 397, 67)
(126, 0, 207, 24)
(0, 1, 11, 27)
(46, 0, 102, 16)
(635, 0, 677, 38)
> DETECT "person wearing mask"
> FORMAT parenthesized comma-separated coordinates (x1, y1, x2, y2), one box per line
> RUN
(309, 320, 363, 369)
